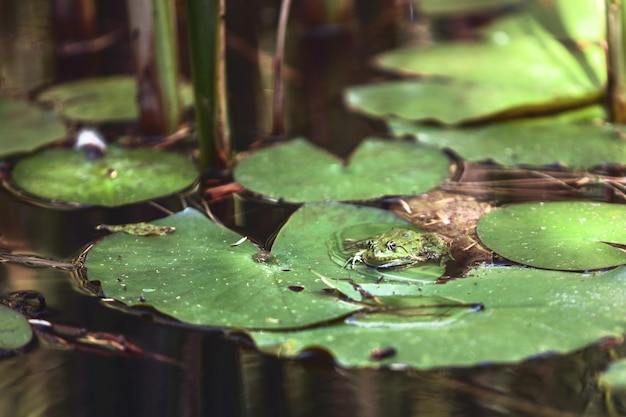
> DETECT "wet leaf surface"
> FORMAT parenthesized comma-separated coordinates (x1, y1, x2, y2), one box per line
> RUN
(84, 203, 626, 369)
(253, 265, 626, 368)
(85, 205, 450, 330)
(233, 138, 450, 202)
(11, 145, 197, 207)
(477, 202, 626, 270)
(391, 119, 626, 168)
(0, 98, 65, 158)
(37, 76, 193, 123)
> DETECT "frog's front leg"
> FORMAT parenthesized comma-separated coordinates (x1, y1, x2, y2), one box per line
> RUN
(344, 249, 366, 269)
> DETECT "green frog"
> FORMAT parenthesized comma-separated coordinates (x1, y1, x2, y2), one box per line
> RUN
(344, 228, 452, 270)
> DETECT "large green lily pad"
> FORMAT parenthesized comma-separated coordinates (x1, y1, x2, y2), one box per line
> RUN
(11, 145, 197, 207)
(85, 204, 453, 330)
(0, 98, 65, 158)
(37, 76, 193, 123)
(233, 138, 450, 202)
(477, 202, 626, 270)
(0, 305, 32, 351)
(253, 265, 626, 368)
(390, 118, 626, 168)
(84, 203, 626, 368)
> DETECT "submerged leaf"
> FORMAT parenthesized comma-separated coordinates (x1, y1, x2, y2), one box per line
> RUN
(233, 138, 450, 202)
(477, 202, 626, 270)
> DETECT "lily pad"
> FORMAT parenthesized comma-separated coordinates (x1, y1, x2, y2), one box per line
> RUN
(476, 202, 626, 270)
(37, 76, 193, 123)
(11, 145, 196, 207)
(85, 204, 454, 330)
(345, 14, 604, 125)
(0, 98, 65, 158)
(233, 138, 450, 202)
(253, 265, 626, 368)
(84, 204, 626, 368)
(389, 119, 626, 168)
(0, 305, 32, 351)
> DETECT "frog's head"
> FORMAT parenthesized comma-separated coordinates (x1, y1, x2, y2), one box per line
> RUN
(362, 228, 418, 267)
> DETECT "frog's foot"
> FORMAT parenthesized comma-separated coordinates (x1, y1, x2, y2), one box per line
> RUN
(344, 250, 365, 269)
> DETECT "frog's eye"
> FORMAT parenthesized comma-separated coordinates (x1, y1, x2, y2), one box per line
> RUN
(366, 240, 375, 249)
(387, 241, 397, 251)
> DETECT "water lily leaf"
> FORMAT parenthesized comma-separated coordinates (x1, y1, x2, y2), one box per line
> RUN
(252, 265, 626, 368)
(346, 79, 601, 126)
(85, 204, 454, 331)
(85, 204, 626, 368)
(0, 305, 32, 351)
(233, 138, 450, 202)
(346, 19, 604, 125)
(0, 98, 65, 158)
(375, 26, 605, 89)
(37, 76, 193, 123)
(477, 202, 626, 270)
(390, 119, 626, 168)
(86, 207, 359, 329)
(10, 145, 196, 207)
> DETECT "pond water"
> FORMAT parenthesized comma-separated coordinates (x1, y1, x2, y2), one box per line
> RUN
(2, 1, 626, 416)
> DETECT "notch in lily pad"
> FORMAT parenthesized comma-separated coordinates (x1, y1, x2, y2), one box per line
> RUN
(233, 138, 450, 203)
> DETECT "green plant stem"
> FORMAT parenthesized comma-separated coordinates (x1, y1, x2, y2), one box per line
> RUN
(184, 0, 230, 172)
(127, 0, 182, 134)
(270, 0, 292, 138)
(606, 0, 626, 123)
